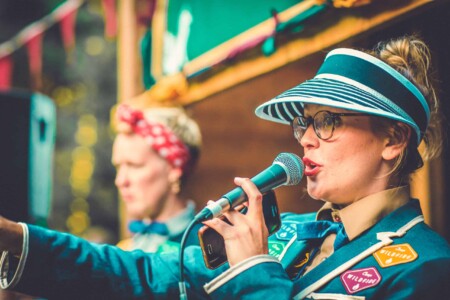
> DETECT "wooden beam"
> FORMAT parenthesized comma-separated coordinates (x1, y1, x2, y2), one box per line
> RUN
(118, 0, 139, 103)
(117, 0, 139, 239)
(151, 0, 167, 80)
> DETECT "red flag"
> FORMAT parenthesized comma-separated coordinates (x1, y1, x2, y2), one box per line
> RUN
(25, 31, 44, 90)
(102, 0, 117, 39)
(59, 7, 79, 61)
(0, 55, 13, 90)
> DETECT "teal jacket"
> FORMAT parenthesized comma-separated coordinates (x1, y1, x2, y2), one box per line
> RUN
(7, 200, 450, 299)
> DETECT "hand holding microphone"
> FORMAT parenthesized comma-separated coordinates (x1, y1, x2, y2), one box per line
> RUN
(194, 152, 304, 222)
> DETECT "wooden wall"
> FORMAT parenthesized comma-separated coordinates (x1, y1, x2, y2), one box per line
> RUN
(182, 54, 326, 215)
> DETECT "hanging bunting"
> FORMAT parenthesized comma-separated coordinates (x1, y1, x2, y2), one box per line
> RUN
(0, 55, 13, 90)
(0, 0, 84, 90)
(25, 29, 44, 90)
(57, 2, 81, 63)
(101, 0, 117, 39)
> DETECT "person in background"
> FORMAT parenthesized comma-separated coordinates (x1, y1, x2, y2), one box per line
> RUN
(113, 103, 202, 253)
(0, 35, 449, 299)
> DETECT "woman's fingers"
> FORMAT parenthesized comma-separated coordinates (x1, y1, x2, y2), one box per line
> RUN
(203, 217, 230, 235)
(220, 206, 245, 228)
(233, 177, 264, 221)
(201, 177, 269, 266)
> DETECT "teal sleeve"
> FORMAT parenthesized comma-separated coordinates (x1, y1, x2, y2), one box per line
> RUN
(13, 224, 220, 299)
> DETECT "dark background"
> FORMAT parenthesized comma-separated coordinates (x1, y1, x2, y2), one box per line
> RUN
(0, 0, 119, 243)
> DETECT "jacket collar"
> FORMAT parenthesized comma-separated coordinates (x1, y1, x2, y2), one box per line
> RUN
(293, 199, 423, 296)
(315, 186, 410, 241)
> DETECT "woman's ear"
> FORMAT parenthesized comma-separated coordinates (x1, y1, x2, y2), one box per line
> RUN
(168, 167, 183, 194)
(382, 122, 411, 161)
(168, 167, 183, 182)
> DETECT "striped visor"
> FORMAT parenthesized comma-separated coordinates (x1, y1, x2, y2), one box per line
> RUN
(255, 48, 430, 144)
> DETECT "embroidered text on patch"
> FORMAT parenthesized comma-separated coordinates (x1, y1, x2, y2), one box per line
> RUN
(276, 221, 297, 240)
(268, 241, 286, 259)
(373, 243, 418, 268)
(340, 267, 381, 294)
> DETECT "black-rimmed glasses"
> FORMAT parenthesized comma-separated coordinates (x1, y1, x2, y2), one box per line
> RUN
(291, 110, 371, 141)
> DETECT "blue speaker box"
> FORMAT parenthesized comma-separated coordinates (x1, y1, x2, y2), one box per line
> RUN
(0, 90, 56, 225)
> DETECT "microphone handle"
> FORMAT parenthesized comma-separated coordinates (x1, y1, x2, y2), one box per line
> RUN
(194, 164, 287, 222)
(222, 163, 287, 208)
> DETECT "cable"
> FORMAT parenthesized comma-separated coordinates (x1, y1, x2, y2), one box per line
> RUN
(178, 219, 199, 300)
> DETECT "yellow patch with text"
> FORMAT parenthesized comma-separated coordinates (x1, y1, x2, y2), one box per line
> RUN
(373, 243, 418, 268)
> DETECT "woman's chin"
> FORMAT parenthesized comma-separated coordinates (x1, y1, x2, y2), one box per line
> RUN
(306, 184, 323, 200)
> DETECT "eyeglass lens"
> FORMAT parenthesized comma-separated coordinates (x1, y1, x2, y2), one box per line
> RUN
(293, 111, 336, 141)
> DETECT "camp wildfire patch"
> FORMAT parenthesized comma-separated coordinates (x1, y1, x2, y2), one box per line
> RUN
(275, 221, 297, 241)
(373, 243, 418, 268)
(268, 241, 286, 258)
(340, 267, 381, 294)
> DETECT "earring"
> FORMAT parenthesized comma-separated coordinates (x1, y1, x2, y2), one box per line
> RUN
(171, 179, 181, 194)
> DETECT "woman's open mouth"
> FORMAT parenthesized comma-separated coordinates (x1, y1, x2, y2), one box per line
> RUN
(302, 157, 321, 176)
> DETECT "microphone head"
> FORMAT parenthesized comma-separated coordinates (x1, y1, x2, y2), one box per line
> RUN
(273, 152, 304, 186)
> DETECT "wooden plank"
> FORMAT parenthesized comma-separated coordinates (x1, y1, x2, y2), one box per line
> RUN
(117, 0, 140, 102)
(117, 0, 140, 239)
(151, 0, 167, 80)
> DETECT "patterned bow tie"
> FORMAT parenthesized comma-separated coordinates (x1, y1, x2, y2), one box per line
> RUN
(128, 220, 170, 236)
(296, 220, 349, 251)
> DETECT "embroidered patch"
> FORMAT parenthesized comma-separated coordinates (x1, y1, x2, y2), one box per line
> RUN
(340, 267, 381, 294)
(275, 221, 297, 241)
(373, 243, 418, 268)
(268, 241, 286, 258)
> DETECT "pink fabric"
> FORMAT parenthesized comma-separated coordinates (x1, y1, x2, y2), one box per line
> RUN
(116, 104, 190, 171)
(25, 31, 43, 89)
(102, 0, 117, 38)
(59, 7, 79, 52)
(0, 55, 13, 90)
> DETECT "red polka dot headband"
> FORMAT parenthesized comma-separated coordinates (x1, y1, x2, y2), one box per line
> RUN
(116, 104, 190, 171)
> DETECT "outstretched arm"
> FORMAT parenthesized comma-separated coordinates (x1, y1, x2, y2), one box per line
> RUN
(0, 216, 215, 299)
(0, 217, 24, 257)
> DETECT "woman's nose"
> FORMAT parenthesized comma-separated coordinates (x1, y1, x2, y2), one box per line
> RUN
(115, 168, 128, 187)
(300, 125, 319, 149)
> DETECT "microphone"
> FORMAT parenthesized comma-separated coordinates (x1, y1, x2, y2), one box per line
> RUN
(194, 152, 304, 222)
